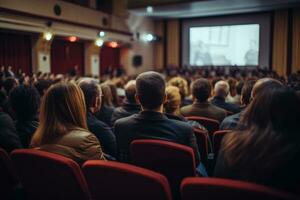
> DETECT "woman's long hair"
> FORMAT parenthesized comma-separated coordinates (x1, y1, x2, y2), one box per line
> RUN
(31, 82, 87, 146)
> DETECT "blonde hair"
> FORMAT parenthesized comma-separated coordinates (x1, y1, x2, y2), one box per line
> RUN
(168, 77, 189, 99)
(164, 86, 181, 115)
(31, 82, 88, 146)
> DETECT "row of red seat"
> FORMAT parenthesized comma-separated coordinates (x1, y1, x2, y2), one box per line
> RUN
(1, 141, 298, 200)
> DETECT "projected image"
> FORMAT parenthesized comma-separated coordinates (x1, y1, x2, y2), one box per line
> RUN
(190, 24, 260, 66)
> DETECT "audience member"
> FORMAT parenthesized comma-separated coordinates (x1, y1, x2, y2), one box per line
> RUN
(10, 85, 40, 147)
(0, 90, 22, 152)
(168, 76, 191, 106)
(34, 79, 53, 96)
(226, 78, 239, 104)
(3, 77, 18, 96)
(79, 78, 117, 157)
(31, 82, 105, 164)
(214, 79, 300, 192)
(220, 80, 256, 130)
(114, 71, 200, 165)
(180, 78, 226, 122)
(111, 80, 141, 124)
(211, 80, 241, 113)
(95, 83, 115, 126)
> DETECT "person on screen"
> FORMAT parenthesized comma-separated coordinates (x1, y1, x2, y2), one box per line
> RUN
(244, 40, 259, 65)
(193, 41, 212, 66)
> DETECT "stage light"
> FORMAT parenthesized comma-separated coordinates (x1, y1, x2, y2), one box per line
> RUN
(69, 36, 78, 42)
(99, 31, 105, 37)
(43, 32, 53, 41)
(108, 41, 118, 48)
(146, 6, 153, 13)
(95, 38, 104, 47)
(145, 34, 155, 42)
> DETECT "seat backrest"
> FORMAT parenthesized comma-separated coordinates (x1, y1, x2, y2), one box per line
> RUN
(181, 177, 298, 200)
(193, 129, 209, 161)
(11, 149, 90, 200)
(82, 160, 172, 200)
(0, 148, 19, 200)
(213, 130, 231, 156)
(131, 139, 196, 199)
(186, 116, 220, 135)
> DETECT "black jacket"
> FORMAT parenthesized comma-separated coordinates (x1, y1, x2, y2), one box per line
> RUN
(111, 102, 141, 125)
(114, 111, 200, 164)
(87, 112, 117, 157)
(0, 111, 22, 152)
(211, 96, 241, 114)
(15, 119, 38, 148)
(95, 105, 115, 127)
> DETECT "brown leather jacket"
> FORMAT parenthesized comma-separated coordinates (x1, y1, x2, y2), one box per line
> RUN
(40, 129, 105, 164)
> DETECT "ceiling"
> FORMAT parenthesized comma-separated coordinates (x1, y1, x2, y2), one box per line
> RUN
(128, 0, 300, 18)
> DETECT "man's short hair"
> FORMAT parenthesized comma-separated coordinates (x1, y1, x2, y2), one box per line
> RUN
(192, 78, 211, 102)
(136, 71, 165, 109)
(124, 80, 137, 104)
(79, 79, 100, 109)
(214, 80, 230, 98)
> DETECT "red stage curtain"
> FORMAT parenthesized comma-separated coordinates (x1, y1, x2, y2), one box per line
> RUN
(51, 39, 84, 75)
(0, 32, 32, 75)
(100, 46, 120, 75)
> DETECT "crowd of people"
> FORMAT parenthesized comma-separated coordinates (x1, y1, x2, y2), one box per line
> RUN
(0, 66, 300, 196)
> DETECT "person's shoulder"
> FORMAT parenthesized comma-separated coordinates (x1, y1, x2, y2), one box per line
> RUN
(114, 114, 138, 126)
(0, 112, 13, 124)
(166, 117, 193, 131)
(210, 103, 226, 113)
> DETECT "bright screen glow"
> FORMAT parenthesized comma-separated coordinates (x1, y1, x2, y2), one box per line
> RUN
(189, 24, 260, 66)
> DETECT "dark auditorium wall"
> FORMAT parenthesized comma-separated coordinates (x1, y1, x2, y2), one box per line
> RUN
(100, 46, 120, 75)
(51, 39, 85, 75)
(292, 8, 300, 73)
(0, 32, 32, 75)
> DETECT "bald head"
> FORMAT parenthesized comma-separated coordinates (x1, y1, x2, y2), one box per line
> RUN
(251, 78, 283, 99)
(214, 80, 230, 98)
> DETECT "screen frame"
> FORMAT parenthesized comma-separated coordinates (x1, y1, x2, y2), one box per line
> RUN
(181, 12, 271, 68)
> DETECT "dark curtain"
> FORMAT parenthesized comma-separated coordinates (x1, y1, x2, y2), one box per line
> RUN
(0, 32, 32, 75)
(100, 46, 120, 75)
(51, 39, 84, 75)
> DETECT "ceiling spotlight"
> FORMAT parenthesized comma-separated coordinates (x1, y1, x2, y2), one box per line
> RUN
(99, 31, 105, 37)
(95, 38, 104, 47)
(108, 41, 118, 48)
(69, 36, 78, 42)
(146, 6, 153, 13)
(43, 32, 53, 41)
(144, 33, 156, 42)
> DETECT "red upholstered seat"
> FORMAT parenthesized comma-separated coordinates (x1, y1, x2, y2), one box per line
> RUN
(82, 160, 172, 200)
(181, 177, 298, 200)
(10, 149, 90, 200)
(186, 116, 220, 135)
(130, 139, 196, 199)
(213, 130, 231, 157)
(0, 148, 19, 200)
(193, 129, 210, 162)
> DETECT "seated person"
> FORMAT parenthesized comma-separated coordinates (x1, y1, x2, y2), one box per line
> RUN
(79, 79, 117, 158)
(214, 79, 300, 192)
(10, 85, 40, 148)
(114, 71, 200, 165)
(111, 80, 141, 125)
(31, 82, 105, 164)
(211, 80, 241, 114)
(0, 90, 22, 152)
(220, 80, 256, 130)
(167, 76, 191, 106)
(180, 78, 226, 123)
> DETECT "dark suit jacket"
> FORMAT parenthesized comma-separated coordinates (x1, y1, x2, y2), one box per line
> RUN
(0, 111, 22, 152)
(180, 101, 227, 123)
(220, 112, 241, 130)
(95, 105, 115, 127)
(111, 102, 141, 125)
(211, 96, 241, 114)
(114, 111, 200, 164)
(15, 119, 38, 148)
(87, 112, 117, 157)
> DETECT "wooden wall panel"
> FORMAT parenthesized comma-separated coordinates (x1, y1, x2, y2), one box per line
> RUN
(272, 10, 289, 76)
(292, 8, 300, 73)
(166, 19, 180, 67)
(154, 20, 164, 69)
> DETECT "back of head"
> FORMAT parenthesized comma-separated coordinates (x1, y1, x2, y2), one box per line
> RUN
(168, 76, 188, 99)
(214, 80, 229, 98)
(251, 78, 283, 99)
(78, 79, 101, 112)
(241, 80, 256, 105)
(10, 85, 40, 121)
(164, 85, 181, 114)
(34, 79, 53, 96)
(3, 77, 18, 95)
(100, 83, 113, 107)
(124, 80, 137, 104)
(31, 82, 87, 146)
(192, 78, 211, 102)
(136, 71, 166, 110)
